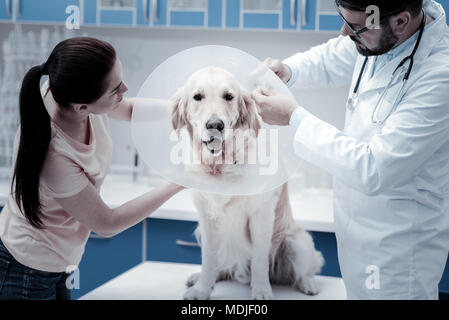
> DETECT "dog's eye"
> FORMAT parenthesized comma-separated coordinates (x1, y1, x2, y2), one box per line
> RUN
(223, 93, 234, 101)
(193, 94, 203, 101)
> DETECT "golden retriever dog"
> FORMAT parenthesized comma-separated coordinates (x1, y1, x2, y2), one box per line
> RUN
(170, 67, 324, 300)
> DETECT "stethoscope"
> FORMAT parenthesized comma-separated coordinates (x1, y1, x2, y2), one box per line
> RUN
(347, 10, 427, 125)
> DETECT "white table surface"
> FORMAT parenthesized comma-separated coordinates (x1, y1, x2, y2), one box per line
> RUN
(0, 173, 335, 232)
(79, 261, 346, 300)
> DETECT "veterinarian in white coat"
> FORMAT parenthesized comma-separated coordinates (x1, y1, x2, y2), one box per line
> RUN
(252, 0, 449, 299)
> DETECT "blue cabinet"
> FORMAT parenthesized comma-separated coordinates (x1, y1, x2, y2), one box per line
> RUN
(83, 0, 200, 28)
(300, 0, 316, 31)
(144, 218, 342, 277)
(310, 231, 341, 277)
(146, 218, 201, 264)
(84, 0, 210, 28)
(71, 222, 143, 300)
(0, 0, 13, 21)
(84, 0, 144, 26)
(162, 0, 225, 29)
(16, 0, 80, 23)
(282, 0, 298, 30)
(83, 0, 97, 25)
(144, 218, 343, 277)
(207, 0, 222, 27)
(153, 0, 167, 26)
(168, 0, 205, 27)
(225, 0, 239, 28)
(136, 0, 150, 26)
(97, 0, 136, 26)
(226, 0, 293, 30)
(86, 0, 445, 29)
(227, 0, 341, 32)
(241, 0, 282, 29)
(1, 0, 345, 32)
(316, 0, 342, 32)
(5, 0, 447, 31)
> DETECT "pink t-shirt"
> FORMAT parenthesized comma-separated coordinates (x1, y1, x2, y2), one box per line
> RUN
(0, 86, 113, 272)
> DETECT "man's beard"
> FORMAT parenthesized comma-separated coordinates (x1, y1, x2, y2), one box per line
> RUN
(351, 24, 399, 56)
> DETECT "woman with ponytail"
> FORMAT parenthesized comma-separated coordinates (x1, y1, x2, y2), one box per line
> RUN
(0, 37, 184, 300)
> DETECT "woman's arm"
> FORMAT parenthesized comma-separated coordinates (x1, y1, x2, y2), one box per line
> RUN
(108, 97, 170, 122)
(55, 182, 185, 238)
(107, 97, 134, 121)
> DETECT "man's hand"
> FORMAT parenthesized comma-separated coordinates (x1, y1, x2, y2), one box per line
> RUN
(264, 58, 292, 84)
(251, 88, 298, 126)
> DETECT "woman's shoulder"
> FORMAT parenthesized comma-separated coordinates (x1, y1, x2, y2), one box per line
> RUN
(91, 113, 110, 130)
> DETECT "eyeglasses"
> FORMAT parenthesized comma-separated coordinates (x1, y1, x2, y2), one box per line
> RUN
(334, 0, 398, 38)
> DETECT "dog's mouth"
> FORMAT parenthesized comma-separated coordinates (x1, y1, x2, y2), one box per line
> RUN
(201, 129, 223, 157)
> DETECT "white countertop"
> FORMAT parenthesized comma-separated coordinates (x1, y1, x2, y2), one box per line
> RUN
(79, 261, 346, 300)
(0, 174, 335, 232)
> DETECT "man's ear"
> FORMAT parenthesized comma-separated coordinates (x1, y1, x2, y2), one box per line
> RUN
(390, 11, 412, 35)
(170, 87, 187, 132)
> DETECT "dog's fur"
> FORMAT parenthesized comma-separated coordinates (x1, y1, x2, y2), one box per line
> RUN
(171, 67, 324, 300)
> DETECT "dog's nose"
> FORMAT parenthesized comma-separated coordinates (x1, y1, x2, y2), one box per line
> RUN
(205, 119, 225, 132)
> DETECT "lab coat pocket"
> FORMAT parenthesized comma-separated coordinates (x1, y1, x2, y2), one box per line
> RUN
(372, 81, 403, 124)
(0, 257, 10, 294)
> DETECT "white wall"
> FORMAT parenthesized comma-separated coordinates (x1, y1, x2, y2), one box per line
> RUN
(0, 24, 350, 188)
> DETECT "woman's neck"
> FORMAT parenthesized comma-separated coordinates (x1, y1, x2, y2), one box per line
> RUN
(54, 109, 91, 144)
(44, 89, 91, 145)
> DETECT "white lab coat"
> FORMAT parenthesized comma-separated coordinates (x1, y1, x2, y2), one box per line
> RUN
(284, 0, 449, 299)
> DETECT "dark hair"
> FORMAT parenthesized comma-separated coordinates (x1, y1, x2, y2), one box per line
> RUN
(336, 0, 423, 18)
(12, 37, 116, 228)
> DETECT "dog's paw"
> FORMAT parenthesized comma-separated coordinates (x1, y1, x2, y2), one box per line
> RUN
(296, 276, 319, 296)
(185, 272, 201, 287)
(183, 285, 212, 300)
(251, 287, 273, 300)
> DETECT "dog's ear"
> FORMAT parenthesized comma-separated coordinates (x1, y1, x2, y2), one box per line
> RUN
(170, 87, 187, 131)
(236, 90, 261, 136)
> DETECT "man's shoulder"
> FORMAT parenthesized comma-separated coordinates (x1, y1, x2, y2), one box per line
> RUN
(418, 36, 449, 78)
(427, 30, 449, 64)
